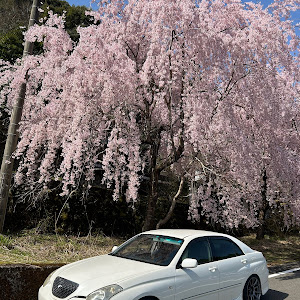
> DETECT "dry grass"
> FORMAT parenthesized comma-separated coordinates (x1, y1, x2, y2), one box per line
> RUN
(0, 230, 124, 265)
(1, 231, 300, 266)
(240, 234, 300, 266)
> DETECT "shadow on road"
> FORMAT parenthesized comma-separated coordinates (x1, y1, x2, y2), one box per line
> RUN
(262, 289, 289, 300)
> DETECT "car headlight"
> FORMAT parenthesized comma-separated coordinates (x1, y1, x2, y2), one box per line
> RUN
(42, 271, 55, 287)
(86, 284, 123, 300)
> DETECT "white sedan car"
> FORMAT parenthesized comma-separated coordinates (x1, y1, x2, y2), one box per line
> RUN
(38, 229, 269, 300)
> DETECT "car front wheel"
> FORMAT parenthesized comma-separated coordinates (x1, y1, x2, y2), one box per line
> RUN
(243, 275, 262, 300)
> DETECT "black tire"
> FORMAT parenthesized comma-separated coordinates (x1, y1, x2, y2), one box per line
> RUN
(243, 275, 262, 300)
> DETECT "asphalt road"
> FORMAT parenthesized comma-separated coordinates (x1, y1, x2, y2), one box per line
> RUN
(261, 270, 300, 300)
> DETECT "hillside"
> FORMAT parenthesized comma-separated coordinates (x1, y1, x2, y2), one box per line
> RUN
(0, 0, 32, 35)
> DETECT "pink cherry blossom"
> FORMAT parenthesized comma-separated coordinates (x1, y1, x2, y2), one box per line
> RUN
(1, 0, 299, 230)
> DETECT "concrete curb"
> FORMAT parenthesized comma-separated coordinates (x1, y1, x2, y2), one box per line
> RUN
(0, 264, 62, 300)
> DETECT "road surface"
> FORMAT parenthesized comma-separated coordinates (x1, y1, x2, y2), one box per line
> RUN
(262, 269, 300, 300)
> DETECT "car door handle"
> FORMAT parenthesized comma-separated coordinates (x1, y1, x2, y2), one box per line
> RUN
(209, 266, 218, 272)
(241, 258, 248, 264)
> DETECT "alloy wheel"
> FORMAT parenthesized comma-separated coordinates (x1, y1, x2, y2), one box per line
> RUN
(245, 276, 262, 300)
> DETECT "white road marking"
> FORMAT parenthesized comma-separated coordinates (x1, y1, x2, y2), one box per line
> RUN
(269, 267, 300, 278)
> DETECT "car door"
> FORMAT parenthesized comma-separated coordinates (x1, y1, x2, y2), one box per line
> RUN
(175, 237, 219, 300)
(209, 237, 250, 300)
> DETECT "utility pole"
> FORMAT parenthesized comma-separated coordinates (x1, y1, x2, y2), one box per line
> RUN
(0, 0, 41, 233)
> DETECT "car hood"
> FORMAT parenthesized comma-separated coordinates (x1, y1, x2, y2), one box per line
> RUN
(53, 254, 165, 296)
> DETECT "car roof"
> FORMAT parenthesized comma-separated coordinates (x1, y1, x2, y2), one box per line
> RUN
(142, 229, 230, 240)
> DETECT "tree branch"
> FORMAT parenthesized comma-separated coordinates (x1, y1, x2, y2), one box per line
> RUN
(156, 176, 184, 229)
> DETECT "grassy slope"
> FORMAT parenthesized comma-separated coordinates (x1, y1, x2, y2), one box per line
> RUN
(1, 230, 300, 266)
(0, 230, 124, 265)
(241, 234, 300, 266)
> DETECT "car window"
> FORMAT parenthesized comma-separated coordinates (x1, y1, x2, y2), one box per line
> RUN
(110, 234, 183, 266)
(179, 238, 212, 266)
(209, 237, 244, 261)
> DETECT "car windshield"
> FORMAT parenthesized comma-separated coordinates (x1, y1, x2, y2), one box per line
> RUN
(110, 234, 183, 266)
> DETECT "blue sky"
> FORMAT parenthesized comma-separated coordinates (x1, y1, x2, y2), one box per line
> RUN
(66, 0, 299, 33)
(66, 0, 298, 11)
(66, 0, 97, 9)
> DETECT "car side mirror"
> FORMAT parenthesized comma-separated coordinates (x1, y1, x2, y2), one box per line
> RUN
(112, 246, 118, 252)
(181, 258, 198, 269)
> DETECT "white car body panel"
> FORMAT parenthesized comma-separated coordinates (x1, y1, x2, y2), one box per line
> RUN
(175, 261, 219, 299)
(55, 255, 166, 291)
(38, 229, 269, 300)
(217, 255, 249, 300)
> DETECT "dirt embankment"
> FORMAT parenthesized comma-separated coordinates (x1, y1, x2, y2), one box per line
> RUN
(0, 264, 61, 300)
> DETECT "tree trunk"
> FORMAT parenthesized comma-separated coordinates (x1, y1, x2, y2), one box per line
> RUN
(142, 141, 160, 232)
(256, 168, 268, 240)
(0, 0, 40, 233)
(256, 210, 266, 240)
